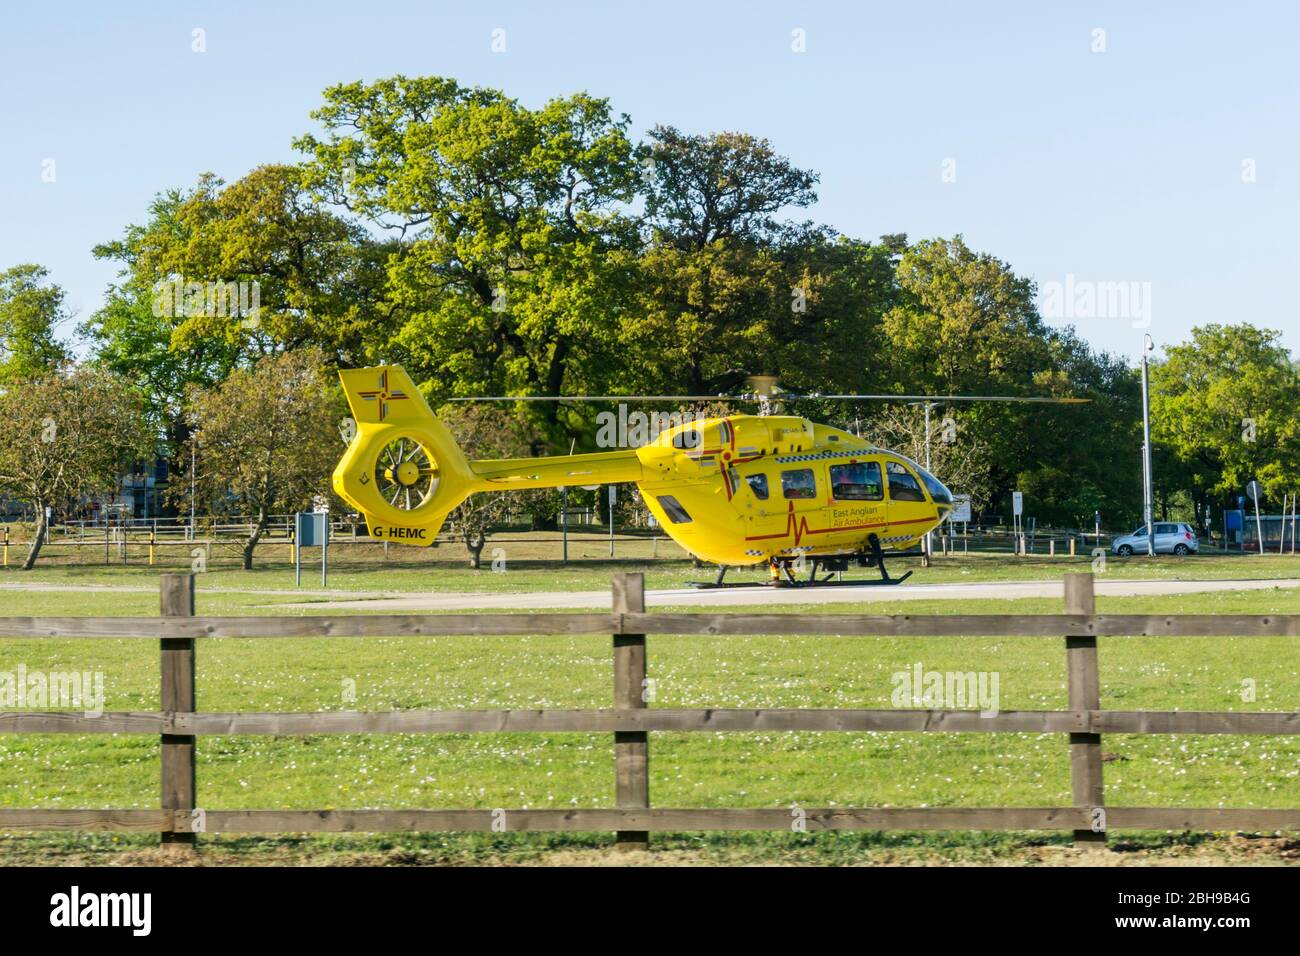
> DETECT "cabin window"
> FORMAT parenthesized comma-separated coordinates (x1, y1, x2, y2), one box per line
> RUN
(744, 473, 769, 500)
(886, 461, 926, 502)
(657, 495, 693, 524)
(781, 468, 816, 500)
(830, 461, 883, 500)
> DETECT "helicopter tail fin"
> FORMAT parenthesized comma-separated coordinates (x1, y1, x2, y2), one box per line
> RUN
(333, 366, 475, 546)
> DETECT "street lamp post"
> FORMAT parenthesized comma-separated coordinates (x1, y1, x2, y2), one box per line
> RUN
(560, 486, 568, 564)
(1140, 335, 1155, 556)
(924, 401, 933, 562)
(189, 435, 196, 542)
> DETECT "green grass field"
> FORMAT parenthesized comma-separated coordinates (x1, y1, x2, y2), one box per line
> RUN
(2, 549, 1298, 865)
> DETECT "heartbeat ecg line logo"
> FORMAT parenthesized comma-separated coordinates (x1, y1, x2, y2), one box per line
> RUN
(745, 501, 936, 544)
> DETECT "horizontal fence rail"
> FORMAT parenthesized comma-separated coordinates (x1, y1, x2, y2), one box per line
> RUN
(3, 807, 1300, 834)
(4, 613, 1300, 639)
(2, 709, 1298, 736)
(0, 571, 1298, 853)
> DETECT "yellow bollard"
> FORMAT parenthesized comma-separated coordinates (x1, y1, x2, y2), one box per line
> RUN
(149, 526, 155, 566)
(2, 526, 7, 567)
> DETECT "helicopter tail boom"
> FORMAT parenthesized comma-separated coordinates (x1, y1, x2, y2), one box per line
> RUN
(470, 448, 643, 489)
(334, 366, 645, 545)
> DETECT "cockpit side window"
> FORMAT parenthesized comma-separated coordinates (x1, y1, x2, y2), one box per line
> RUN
(744, 473, 769, 500)
(886, 461, 927, 502)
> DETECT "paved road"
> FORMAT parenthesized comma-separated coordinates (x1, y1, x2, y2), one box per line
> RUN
(274, 576, 1300, 611)
(5, 577, 1297, 610)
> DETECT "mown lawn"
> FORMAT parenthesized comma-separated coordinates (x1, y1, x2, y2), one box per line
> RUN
(1, 554, 1298, 865)
(4, 536, 1299, 595)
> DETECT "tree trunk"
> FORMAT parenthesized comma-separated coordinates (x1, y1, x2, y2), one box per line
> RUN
(242, 519, 267, 570)
(22, 504, 47, 570)
(465, 530, 485, 569)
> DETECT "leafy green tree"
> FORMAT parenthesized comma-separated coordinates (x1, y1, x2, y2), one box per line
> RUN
(641, 125, 818, 249)
(0, 368, 150, 568)
(879, 237, 1140, 526)
(620, 232, 894, 396)
(91, 166, 391, 371)
(1016, 333, 1141, 527)
(626, 127, 891, 396)
(295, 76, 641, 428)
(82, 283, 238, 460)
(0, 265, 70, 385)
(87, 168, 389, 498)
(882, 237, 1056, 396)
(1151, 323, 1300, 523)
(177, 350, 344, 569)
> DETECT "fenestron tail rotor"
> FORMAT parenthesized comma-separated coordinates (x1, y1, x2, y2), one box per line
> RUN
(372, 437, 440, 512)
(334, 366, 485, 545)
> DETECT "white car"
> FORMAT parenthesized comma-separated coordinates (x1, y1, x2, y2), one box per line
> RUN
(1111, 522, 1199, 556)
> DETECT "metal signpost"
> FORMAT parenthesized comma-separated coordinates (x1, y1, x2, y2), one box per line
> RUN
(608, 485, 617, 557)
(1246, 480, 1264, 555)
(1012, 491, 1024, 553)
(295, 512, 328, 587)
(1224, 499, 1245, 552)
(949, 494, 972, 554)
(1140, 334, 1155, 556)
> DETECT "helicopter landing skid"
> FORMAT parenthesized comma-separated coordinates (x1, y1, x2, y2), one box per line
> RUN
(684, 574, 912, 590)
(685, 550, 914, 589)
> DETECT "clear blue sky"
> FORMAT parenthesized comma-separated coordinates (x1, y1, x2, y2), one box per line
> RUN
(3, 0, 1296, 365)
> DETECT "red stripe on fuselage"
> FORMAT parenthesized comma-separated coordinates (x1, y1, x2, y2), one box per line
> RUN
(745, 504, 937, 545)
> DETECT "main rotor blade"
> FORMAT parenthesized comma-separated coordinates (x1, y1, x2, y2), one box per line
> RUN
(807, 395, 1092, 404)
(449, 395, 731, 402)
(449, 394, 1091, 404)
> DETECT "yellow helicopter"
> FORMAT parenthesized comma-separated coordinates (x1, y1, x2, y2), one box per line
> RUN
(333, 365, 1085, 586)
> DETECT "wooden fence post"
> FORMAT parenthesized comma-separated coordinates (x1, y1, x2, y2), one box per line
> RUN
(1064, 572, 1106, 846)
(160, 573, 196, 852)
(612, 573, 649, 850)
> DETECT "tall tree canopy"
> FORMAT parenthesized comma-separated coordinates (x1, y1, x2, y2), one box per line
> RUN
(295, 76, 642, 427)
(642, 125, 819, 249)
(0, 264, 70, 385)
(1151, 323, 1300, 522)
(179, 349, 344, 568)
(0, 368, 150, 568)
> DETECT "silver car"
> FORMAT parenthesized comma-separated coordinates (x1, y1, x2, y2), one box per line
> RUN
(1111, 522, 1199, 556)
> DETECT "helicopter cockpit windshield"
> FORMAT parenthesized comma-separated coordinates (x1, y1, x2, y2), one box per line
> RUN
(892, 453, 954, 507)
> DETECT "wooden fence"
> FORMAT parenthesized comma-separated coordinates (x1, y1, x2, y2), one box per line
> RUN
(1, 571, 1298, 852)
